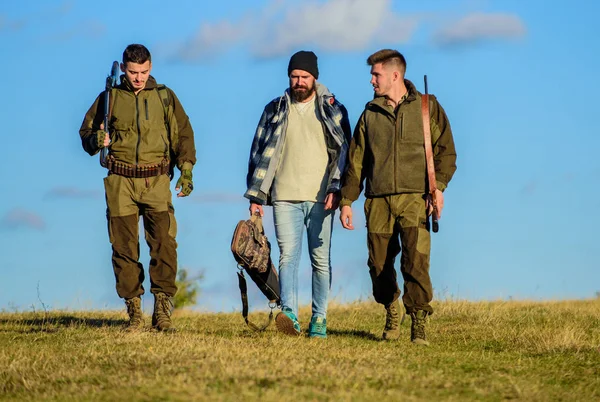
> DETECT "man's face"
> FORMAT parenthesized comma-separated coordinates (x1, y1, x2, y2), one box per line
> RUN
(370, 63, 394, 97)
(121, 61, 152, 92)
(289, 69, 316, 102)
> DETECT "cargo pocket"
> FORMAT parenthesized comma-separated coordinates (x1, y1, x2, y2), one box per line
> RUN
(363, 198, 373, 226)
(106, 208, 115, 244)
(167, 202, 177, 239)
(416, 218, 431, 255)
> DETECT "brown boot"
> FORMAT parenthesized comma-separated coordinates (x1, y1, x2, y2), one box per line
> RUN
(124, 296, 144, 331)
(152, 293, 175, 332)
(382, 300, 401, 340)
(410, 310, 430, 346)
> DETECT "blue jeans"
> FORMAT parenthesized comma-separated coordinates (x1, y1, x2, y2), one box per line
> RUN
(273, 201, 334, 319)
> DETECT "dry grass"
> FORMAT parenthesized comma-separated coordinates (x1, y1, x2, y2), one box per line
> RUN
(1, 299, 599, 401)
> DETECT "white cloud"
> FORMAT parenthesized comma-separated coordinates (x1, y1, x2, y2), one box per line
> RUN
(164, 2, 528, 62)
(175, 19, 252, 61)
(433, 12, 526, 47)
(0, 208, 45, 231)
(0, 14, 26, 32)
(253, 0, 417, 57)
(168, 0, 420, 61)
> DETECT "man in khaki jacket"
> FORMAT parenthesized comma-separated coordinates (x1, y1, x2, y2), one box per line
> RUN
(340, 49, 457, 345)
(79, 44, 196, 332)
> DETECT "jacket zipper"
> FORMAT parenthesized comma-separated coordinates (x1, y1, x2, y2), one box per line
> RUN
(135, 95, 141, 164)
(394, 113, 399, 192)
(144, 99, 149, 120)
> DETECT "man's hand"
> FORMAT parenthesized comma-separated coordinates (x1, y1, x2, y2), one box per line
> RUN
(340, 205, 354, 230)
(324, 192, 340, 210)
(427, 189, 444, 218)
(249, 203, 264, 217)
(176, 166, 193, 198)
(96, 129, 110, 149)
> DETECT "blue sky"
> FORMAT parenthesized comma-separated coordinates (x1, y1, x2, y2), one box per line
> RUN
(1, 0, 598, 313)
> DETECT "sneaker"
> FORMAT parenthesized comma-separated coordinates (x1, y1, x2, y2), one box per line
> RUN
(308, 316, 327, 338)
(382, 300, 400, 340)
(152, 292, 176, 332)
(275, 308, 301, 336)
(410, 310, 430, 346)
(124, 296, 144, 331)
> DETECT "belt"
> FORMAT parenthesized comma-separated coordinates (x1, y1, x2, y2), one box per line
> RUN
(106, 156, 170, 178)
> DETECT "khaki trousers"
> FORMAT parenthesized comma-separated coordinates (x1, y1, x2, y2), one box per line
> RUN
(364, 193, 433, 314)
(104, 174, 178, 299)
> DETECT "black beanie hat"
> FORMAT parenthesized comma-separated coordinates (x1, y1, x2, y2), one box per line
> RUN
(287, 50, 319, 79)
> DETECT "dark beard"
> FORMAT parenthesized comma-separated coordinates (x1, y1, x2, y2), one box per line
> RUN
(291, 85, 315, 102)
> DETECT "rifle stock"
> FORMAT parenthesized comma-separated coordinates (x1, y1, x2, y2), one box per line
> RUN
(100, 61, 120, 167)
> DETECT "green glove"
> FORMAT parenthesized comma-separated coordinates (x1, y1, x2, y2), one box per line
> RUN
(176, 162, 194, 197)
(96, 130, 108, 149)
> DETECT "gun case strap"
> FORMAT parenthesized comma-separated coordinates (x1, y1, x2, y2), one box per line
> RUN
(237, 271, 274, 332)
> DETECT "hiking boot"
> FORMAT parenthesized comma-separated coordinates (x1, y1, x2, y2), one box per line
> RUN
(275, 308, 301, 336)
(152, 292, 176, 332)
(382, 300, 401, 340)
(308, 316, 327, 338)
(410, 310, 430, 346)
(124, 296, 144, 331)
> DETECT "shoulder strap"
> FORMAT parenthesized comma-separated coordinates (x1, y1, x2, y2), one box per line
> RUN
(237, 270, 275, 331)
(155, 85, 170, 123)
(108, 88, 117, 124)
(421, 94, 436, 192)
(156, 86, 172, 155)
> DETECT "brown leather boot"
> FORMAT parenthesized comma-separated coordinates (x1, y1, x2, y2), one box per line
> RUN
(410, 310, 430, 346)
(382, 300, 401, 340)
(152, 293, 176, 332)
(124, 296, 144, 331)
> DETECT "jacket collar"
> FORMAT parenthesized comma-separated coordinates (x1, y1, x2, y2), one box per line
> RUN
(369, 79, 419, 110)
(117, 75, 159, 92)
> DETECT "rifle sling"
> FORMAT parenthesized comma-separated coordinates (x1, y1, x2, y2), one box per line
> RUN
(237, 270, 274, 332)
(422, 94, 440, 233)
(421, 94, 437, 195)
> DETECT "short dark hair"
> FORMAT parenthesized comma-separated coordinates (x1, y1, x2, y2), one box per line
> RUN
(366, 49, 406, 72)
(122, 44, 151, 65)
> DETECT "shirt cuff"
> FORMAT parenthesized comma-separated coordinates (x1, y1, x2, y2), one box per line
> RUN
(179, 161, 194, 172)
(339, 198, 353, 209)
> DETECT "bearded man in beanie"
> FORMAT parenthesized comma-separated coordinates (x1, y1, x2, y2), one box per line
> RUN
(245, 51, 352, 338)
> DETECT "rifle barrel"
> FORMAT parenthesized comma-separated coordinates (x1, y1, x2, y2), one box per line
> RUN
(100, 61, 120, 167)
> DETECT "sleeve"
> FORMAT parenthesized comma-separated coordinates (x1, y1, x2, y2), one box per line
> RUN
(339, 103, 352, 145)
(430, 96, 457, 191)
(246, 106, 271, 189)
(169, 88, 197, 169)
(339, 110, 367, 207)
(78, 93, 104, 156)
(326, 101, 353, 194)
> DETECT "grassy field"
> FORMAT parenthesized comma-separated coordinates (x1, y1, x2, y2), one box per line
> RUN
(1, 299, 599, 401)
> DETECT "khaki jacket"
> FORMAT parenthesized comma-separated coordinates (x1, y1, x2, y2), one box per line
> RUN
(341, 79, 456, 205)
(79, 76, 196, 169)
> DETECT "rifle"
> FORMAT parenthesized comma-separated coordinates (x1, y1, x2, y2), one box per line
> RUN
(99, 61, 120, 167)
(422, 75, 439, 233)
